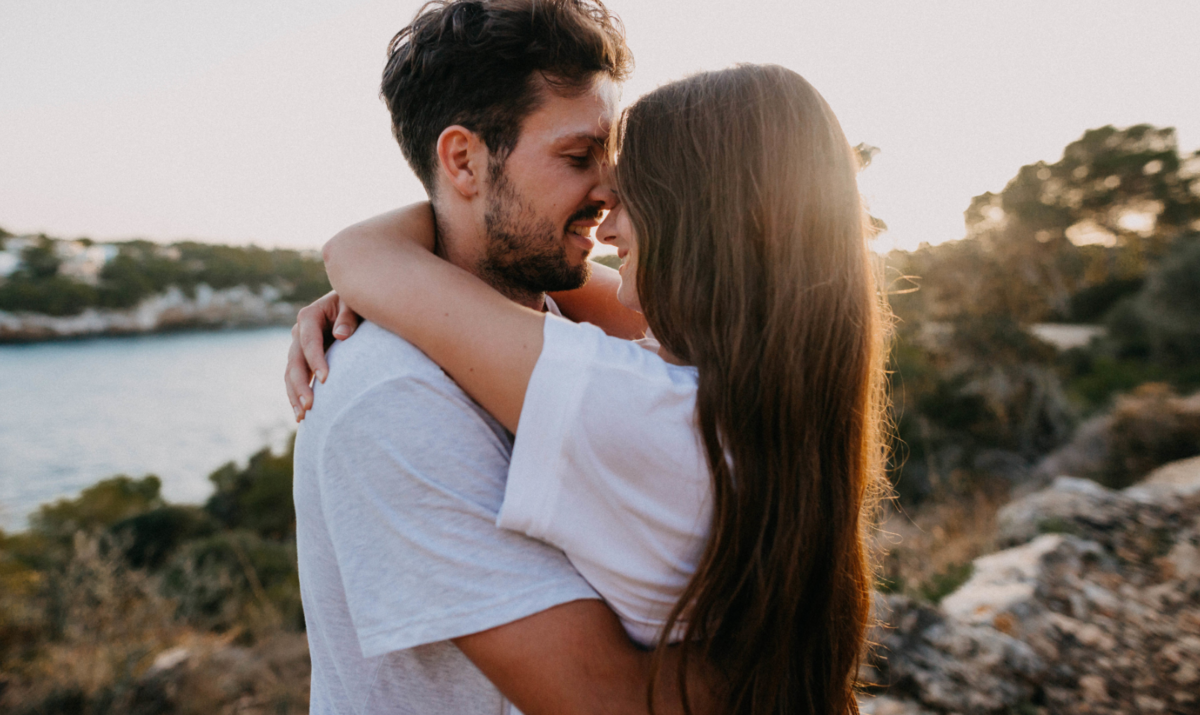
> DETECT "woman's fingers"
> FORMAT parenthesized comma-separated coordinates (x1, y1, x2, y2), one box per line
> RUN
(285, 324, 314, 421)
(333, 299, 361, 340)
(284, 291, 358, 420)
(299, 292, 341, 384)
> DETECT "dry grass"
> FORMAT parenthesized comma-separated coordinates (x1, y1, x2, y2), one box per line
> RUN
(874, 485, 1010, 602)
(0, 532, 309, 715)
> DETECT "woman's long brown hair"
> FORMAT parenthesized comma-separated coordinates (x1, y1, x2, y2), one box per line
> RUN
(616, 65, 890, 714)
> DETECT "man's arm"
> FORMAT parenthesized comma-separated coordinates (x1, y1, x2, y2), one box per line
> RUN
(455, 601, 716, 715)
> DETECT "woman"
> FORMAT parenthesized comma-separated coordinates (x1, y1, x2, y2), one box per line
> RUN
(290, 64, 889, 714)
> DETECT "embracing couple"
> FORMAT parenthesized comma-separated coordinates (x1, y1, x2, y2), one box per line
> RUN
(284, 1, 890, 713)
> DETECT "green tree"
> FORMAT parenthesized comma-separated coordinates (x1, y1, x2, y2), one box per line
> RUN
(883, 125, 1200, 499)
(0, 276, 97, 316)
(18, 236, 62, 280)
(897, 125, 1200, 325)
(1108, 233, 1200, 367)
(30, 475, 163, 540)
(205, 441, 296, 541)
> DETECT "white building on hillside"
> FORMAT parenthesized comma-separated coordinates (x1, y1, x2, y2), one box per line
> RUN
(57, 242, 119, 284)
(0, 252, 18, 278)
(0, 236, 35, 278)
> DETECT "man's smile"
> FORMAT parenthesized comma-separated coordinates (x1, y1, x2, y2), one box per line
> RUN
(565, 206, 603, 252)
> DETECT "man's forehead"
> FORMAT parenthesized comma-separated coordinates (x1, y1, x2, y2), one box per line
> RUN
(527, 76, 620, 144)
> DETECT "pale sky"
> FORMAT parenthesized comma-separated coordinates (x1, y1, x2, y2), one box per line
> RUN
(2, 0, 1198, 254)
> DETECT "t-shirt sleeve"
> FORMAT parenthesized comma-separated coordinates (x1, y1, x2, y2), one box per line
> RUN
(499, 316, 710, 644)
(318, 373, 598, 659)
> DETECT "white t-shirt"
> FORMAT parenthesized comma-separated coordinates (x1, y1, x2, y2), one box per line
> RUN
(499, 315, 713, 646)
(294, 319, 598, 715)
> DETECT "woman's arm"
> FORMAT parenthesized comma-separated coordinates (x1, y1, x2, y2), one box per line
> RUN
(549, 263, 647, 340)
(323, 203, 542, 432)
(285, 205, 643, 420)
(327, 206, 644, 337)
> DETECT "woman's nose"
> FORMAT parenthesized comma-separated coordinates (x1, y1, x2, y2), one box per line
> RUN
(597, 205, 620, 245)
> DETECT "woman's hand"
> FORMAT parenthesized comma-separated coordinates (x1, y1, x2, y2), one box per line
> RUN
(285, 204, 434, 422)
(284, 291, 361, 421)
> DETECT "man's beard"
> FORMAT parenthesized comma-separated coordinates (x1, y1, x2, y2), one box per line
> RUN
(479, 169, 593, 299)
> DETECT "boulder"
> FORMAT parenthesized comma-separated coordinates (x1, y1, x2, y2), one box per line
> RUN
(857, 694, 936, 715)
(871, 455, 1200, 714)
(1029, 413, 1113, 486)
(1125, 453, 1200, 505)
(996, 477, 1133, 547)
(865, 595, 1044, 714)
(941, 533, 1102, 636)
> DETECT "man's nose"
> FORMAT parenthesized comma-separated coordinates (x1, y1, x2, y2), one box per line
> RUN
(588, 168, 618, 209)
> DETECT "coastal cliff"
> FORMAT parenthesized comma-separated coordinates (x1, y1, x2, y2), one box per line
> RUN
(0, 232, 327, 342)
(0, 284, 299, 342)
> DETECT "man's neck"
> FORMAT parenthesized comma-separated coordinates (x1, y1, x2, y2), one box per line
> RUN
(432, 205, 547, 312)
(482, 281, 546, 312)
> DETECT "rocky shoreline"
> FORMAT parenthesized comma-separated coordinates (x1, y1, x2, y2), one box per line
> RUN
(860, 456, 1200, 714)
(0, 284, 299, 343)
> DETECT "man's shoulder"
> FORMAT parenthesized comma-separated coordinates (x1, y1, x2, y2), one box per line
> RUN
(315, 322, 463, 407)
(326, 321, 443, 381)
(304, 321, 502, 442)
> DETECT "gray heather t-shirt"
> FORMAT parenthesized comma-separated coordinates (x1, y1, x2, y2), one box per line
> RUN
(294, 321, 598, 715)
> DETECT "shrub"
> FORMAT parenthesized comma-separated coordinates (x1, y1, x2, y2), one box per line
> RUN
(918, 561, 974, 605)
(204, 443, 295, 541)
(0, 276, 98, 316)
(111, 505, 218, 570)
(1102, 384, 1200, 488)
(1140, 236, 1200, 365)
(162, 530, 302, 633)
(1, 532, 185, 715)
(1064, 355, 1167, 410)
(31, 476, 163, 542)
(1068, 277, 1144, 322)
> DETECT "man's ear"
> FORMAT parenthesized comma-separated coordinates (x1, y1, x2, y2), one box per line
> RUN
(436, 125, 489, 199)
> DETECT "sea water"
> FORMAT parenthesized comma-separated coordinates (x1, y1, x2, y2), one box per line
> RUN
(0, 328, 297, 531)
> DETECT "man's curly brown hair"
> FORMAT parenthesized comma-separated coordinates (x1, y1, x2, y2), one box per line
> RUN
(381, 0, 632, 195)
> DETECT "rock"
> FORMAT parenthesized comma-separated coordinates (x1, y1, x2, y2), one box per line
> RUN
(867, 595, 1044, 714)
(0, 284, 299, 342)
(145, 645, 191, 677)
(971, 449, 1031, 482)
(941, 534, 1101, 633)
(1030, 413, 1113, 485)
(871, 455, 1200, 714)
(1125, 454, 1200, 505)
(1029, 389, 1200, 492)
(1078, 674, 1108, 702)
(1166, 539, 1200, 581)
(1173, 660, 1198, 685)
(996, 477, 1133, 548)
(857, 694, 935, 715)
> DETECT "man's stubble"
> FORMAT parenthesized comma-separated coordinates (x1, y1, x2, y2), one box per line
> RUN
(478, 163, 595, 302)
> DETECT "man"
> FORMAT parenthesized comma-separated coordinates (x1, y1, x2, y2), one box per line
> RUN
(289, 2, 696, 713)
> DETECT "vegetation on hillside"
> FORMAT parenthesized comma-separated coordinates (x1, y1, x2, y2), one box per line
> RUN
(0, 445, 304, 713)
(0, 237, 330, 317)
(886, 124, 1200, 503)
(3, 124, 1200, 712)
